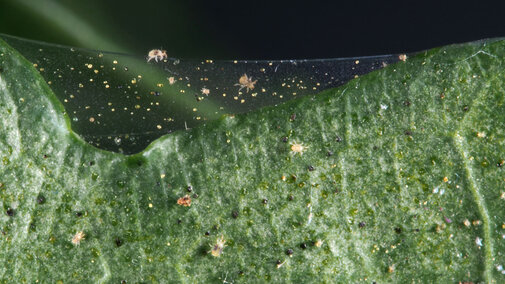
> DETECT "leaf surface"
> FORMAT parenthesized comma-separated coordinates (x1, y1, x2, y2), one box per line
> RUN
(1, 37, 505, 283)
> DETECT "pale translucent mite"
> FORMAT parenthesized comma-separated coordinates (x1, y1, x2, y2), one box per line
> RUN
(147, 49, 168, 62)
(168, 76, 176, 85)
(201, 87, 210, 95)
(290, 141, 308, 155)
(210, 235, 226, 257)
(72, 231, 85, 245)
(235, 74, 257, 93)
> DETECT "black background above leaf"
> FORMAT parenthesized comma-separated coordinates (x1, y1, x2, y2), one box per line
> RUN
(1, 0, 505, 58)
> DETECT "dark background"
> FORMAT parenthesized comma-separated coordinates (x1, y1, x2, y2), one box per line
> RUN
(1, 0, 504, 59)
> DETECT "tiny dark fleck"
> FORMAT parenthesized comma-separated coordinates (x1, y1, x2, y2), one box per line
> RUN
(154, 91, 160, 96)
(43, 154, 49, 159)
(212, 225, 218, 230)
(290, 113, 296, 121)
(373, 146, 378, 150)
(373, 282, 377, 284)
(291, 174, 297, 181)
(286, 249, 293, 256)
(89, 161, 95, 166)
(497, 160, 504, 167)
(137, 161, 142, 166)
(124, 67, 129, 71)
(232, 211, 239, 219)
(463, 105, 469, 112)
(0, 67, 3, 73)
(288, 195, 294, 201)
(205, 231, 210, 236)
(327, 151, 333, 156)
(262, 199, 268, 204)
(300, 243, 307, 249)
(336, 136, 342, 142)
(307, 165, 315, 171)
(156, 181, 161, 186)
(177, 219, 182, 224)
(121, 280, 127, 284)
(193, 193, 199, 199)
(281, 136, 288, 143)
(37, 195, 46, 204)
(6, 208, 14, 217)
(404, 130, 412, 136)
(414, 228, 420, 232)
(358, 222, 366, 228)
(395, 227, 402, 234)
(238, 271, 244, 276)
(440, 93, 445, 99)
(403, 100, 411, 107)
(115, 237, 123, 247)
(276, 260, 282, 265)
(187, 185, 193, 192)
(30, 222, 36, 230)
(334, 188, 340, 194)
(75, 211, 83, 217)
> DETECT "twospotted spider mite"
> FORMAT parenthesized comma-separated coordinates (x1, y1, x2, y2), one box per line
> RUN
(235, 74, 257, 93)
(210, 235, 227, 257)
(290, 141, 308, 156)
(147, 49, 167, 62)
(72, 231, 85, 245)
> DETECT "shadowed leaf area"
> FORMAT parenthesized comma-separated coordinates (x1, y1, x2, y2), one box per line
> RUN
(1, 37, 505, 282)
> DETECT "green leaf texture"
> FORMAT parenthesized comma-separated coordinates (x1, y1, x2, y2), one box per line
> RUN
(1, 37, 505, 283)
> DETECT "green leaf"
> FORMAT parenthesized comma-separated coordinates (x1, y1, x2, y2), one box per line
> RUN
(1, 35, 505, 283)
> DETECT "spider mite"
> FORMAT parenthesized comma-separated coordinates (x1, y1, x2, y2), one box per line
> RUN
(72, 231, 85, 245)
(290, 141, 309, 156)
(147, 49, 168, 62)
(235, 74, 257, 93)
(210, 235, 227, 257)
(177, 195, 192, 207)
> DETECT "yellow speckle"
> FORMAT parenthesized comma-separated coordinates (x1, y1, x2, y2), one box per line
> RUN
(113, 60, 118, 64)
(149, 203, 153, 208)
(167, 242, 171, 246)
(443, 177, 448, 182)
(477, 132, 486, 138)
(355, 60, 360, 64)
(193, 108, 197, 112)
(157, 125, 162, 129)
(79, 83, 84, 88)
(87, 64, 93, 69)
(161, 174, 166, 178)
(281, 175, 286, 181)
(501, 192, 505, 200)
(463, 219, 471, 227)
(157, 83, 163, 88)
(131, 78, 137, 84)
(472, 220, 482, 226)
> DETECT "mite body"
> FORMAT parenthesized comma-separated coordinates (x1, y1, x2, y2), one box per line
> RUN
(235, 74, 257, 93)
(147, 49, 168, 62)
